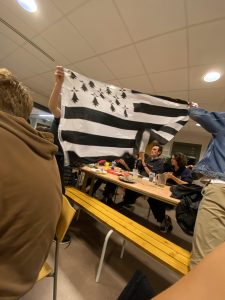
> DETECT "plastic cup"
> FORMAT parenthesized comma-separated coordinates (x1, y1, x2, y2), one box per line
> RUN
(132, 168, 138, 179)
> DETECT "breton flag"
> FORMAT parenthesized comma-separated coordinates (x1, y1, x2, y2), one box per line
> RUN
(59, 68, 189, 165)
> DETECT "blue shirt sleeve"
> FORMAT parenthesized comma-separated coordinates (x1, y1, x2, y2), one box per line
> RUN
(189, 107, 225, 134)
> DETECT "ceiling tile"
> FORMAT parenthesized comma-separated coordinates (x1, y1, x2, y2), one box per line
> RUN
(187, 0, 225, 25)
(137, 30, 187, 72)
(1, 48, 51, 79)
(2, 0, 62, 33)
(31, 91, 48, 107)
(119, 75, 154, 94)
(23, 35, 69, 66)
(24, 71, 55, 97)
(41, 19, 94, 62)
(100, 45, 145, 78)
(0, 32, 19, 61)
(150, 69, 188, 92)
(0, 2, 36, 40)
(189, 19, 225, 66)
(189, 88, 225, 111)
(162, 90, 189, 101)
(189, 64, 225, 89)
(67, 0, 131, 53)
(105, 79, 121, 87)
(176, 121, 210, 138)
(31, 107, 47, 115)
(115, 0, 185, 41)
(0, 22, 26, 46)
(52, 0, 89, 15)
(68, 56, 115, 81)
(62, 65, 82, 75)
(219, 100, 225, 111)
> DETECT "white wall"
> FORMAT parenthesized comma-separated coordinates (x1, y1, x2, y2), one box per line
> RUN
(162, 130, 211, 160)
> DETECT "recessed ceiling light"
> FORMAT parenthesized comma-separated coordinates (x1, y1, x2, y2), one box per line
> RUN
(196, 123, 201, 127)
(17, 0, 37, 13)
(203, 71, 221, 82)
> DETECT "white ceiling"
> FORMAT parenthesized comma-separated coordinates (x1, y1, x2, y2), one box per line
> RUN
(1, 0, 225, 137)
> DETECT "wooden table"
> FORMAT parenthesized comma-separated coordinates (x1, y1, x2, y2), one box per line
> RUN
(80, 166, 180, 206)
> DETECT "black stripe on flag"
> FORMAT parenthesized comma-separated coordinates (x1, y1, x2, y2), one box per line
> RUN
(177, 120, 188, 126)
(132, 90, 188, 105)
(159, 126, 178, 136)
(133, 103, 188, 117)
(61, 130, 135, 148)
(64, 107, 163, 130)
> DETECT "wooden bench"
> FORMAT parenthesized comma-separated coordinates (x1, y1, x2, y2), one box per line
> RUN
(66, 186, 190, 282)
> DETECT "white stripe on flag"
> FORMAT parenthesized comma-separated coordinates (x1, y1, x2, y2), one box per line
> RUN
(61, 142, 133, 158)
(59, 119, 137, 139)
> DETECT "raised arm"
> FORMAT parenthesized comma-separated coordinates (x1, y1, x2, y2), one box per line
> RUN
(189, 106, 225, 134)
(48, 66, 64, 118)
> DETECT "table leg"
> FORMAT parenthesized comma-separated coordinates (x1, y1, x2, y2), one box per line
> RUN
(89, 176, 95, 196)
(81, 172, 89, 193)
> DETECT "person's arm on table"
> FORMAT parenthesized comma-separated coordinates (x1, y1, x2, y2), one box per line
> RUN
(141, 159, 151, 176)
(165, 172, 188, 185)
(116, 159, 131, 171)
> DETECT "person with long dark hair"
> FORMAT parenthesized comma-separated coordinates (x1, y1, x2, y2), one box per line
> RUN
(148, 152, 192, 233)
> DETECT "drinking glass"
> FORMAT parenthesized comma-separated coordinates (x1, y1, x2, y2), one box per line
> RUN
(132, 168, 138, 180)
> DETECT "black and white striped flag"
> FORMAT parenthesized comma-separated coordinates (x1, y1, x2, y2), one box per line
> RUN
(59, 69, 189, 165)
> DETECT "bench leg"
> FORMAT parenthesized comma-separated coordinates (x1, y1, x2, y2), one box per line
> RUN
(96, 229, 114, 283)
(120, 239, 126, 259)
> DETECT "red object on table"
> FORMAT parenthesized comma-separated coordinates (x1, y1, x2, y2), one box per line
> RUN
(106, 169, 129, 176)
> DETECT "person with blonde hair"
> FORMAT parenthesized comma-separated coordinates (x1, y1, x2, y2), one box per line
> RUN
(0, 68, 33, 119)
(0, 68, 62, 298)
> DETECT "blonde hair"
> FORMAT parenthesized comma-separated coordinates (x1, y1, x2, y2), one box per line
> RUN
(0, 68, 33, 119)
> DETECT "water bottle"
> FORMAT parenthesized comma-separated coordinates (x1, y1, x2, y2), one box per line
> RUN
(134, 159, 138, 169)
(149, 172, 155, 183)
(111, 161, 116, 170)
(152, 173, 156, 183)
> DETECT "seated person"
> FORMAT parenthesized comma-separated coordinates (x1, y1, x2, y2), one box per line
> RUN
(93, 153, 136, 206)
(119, 144, 164, 207)
(0, 68, 62, 298)
(148, 152, 192, 233)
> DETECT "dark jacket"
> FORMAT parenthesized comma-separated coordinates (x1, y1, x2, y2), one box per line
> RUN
(137, 156, 164, 177)
(167, 166, 193, 185)
(171, 184, 203, 236)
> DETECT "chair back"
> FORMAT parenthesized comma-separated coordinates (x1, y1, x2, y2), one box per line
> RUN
(56, 195, 76, 242)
